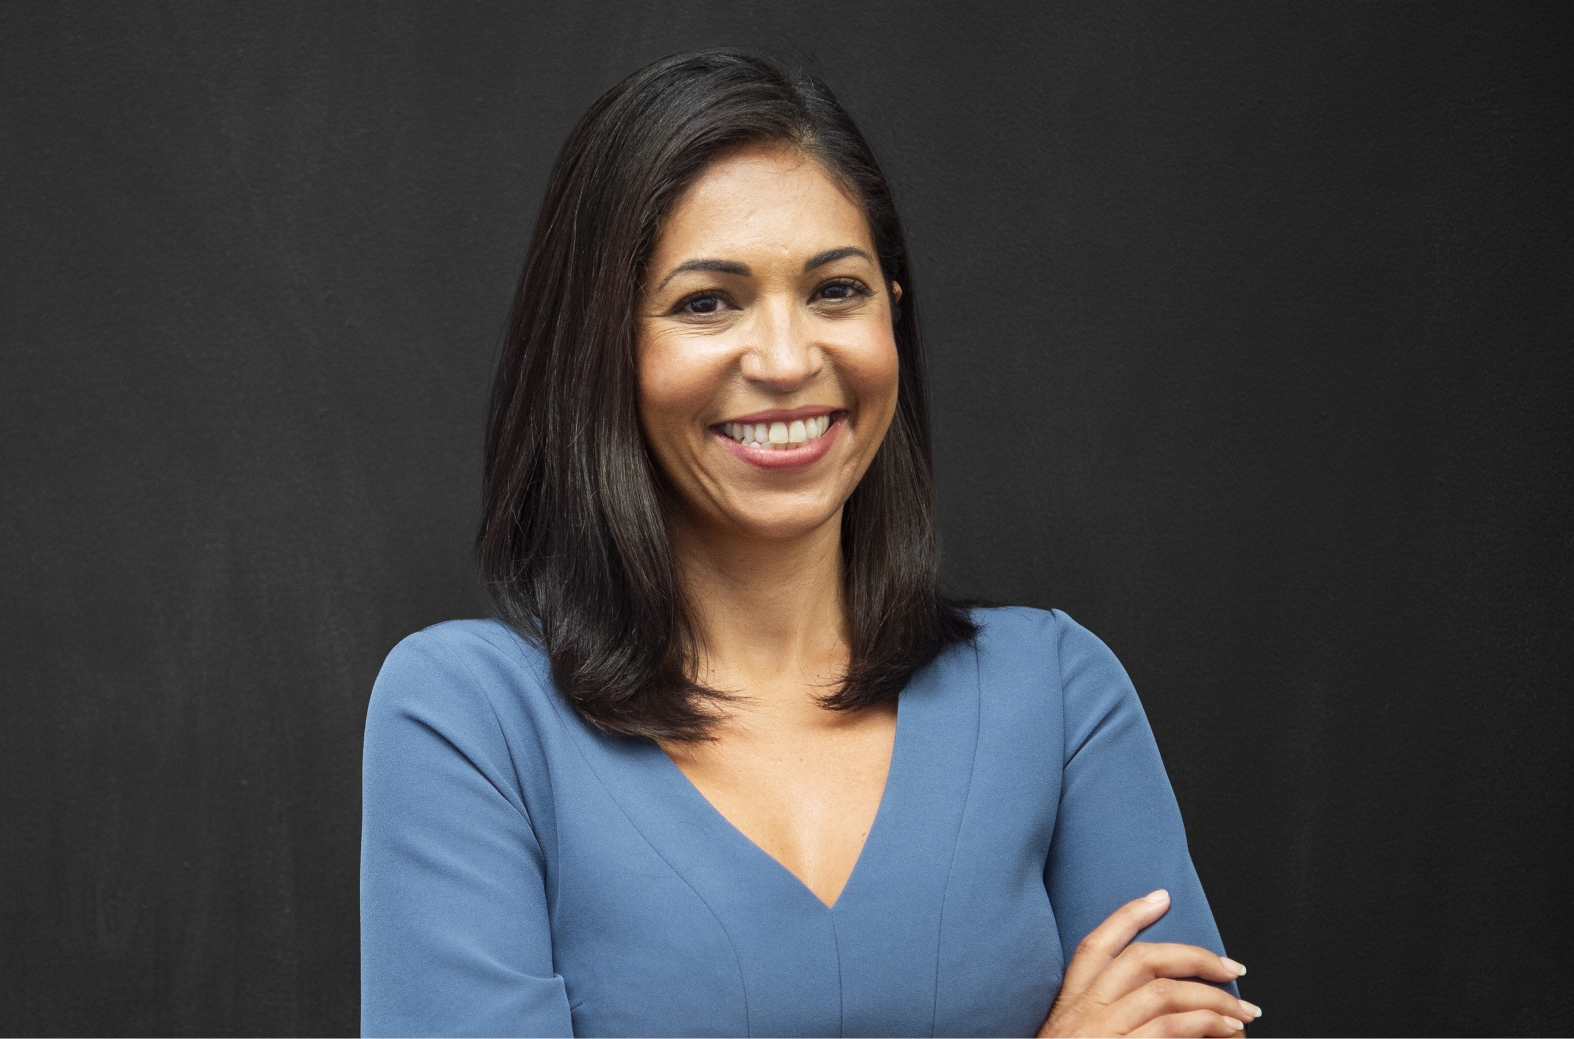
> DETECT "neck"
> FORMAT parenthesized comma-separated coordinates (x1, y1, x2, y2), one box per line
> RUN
(666, 508, 849, 719)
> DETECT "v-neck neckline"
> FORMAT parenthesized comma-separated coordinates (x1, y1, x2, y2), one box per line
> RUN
(651, 694, 907, 913)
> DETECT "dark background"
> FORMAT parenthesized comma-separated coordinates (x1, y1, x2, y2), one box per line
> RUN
(3, 2, 1569, 1035)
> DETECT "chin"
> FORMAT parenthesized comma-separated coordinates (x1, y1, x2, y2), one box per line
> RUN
(726, 504, 843, 543)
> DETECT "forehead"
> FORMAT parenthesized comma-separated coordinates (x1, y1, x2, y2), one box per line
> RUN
(652, 143, 873, 265)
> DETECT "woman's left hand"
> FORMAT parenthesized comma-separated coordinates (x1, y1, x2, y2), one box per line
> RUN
(1036, 891, 1257, 1037)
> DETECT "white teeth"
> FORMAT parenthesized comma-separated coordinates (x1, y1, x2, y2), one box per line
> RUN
(722, 414, 836, 448)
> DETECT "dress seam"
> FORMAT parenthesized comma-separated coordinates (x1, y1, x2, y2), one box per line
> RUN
(1055, 610, 1070, 769)
(535, 664, 755, 1036)
(928, 633, 985, 1038)
(464, 623, 571, 927)
(412, 631, 541, 839)
(831, 913, 845, 1037)
(417, 627, 576, 941)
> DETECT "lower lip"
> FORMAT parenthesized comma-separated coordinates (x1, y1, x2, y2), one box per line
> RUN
(714, 415, 844, 469)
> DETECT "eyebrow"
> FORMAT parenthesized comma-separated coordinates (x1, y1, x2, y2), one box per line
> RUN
(655, 259, 750, 291)
(804, 246, 872, 272)
(654, 247, 874, 292)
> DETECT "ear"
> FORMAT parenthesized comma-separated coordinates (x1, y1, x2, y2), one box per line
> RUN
(889, 281, 903, 321)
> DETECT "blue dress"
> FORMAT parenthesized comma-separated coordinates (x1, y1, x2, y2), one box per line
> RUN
(361, 607, 1231, 1037)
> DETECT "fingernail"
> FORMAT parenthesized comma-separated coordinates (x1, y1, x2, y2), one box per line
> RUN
(1222, 1018, 1244, 1033)
(1221, 957, 1247, 976)
(1238, 1000, 1262, 1019)
(1144, 888, 1169, 903)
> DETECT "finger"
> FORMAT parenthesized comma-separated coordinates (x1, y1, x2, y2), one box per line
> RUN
(1126, 1010, 1246, 1038)
(1059, 889, 1172, 999)
(1107, 978, 1258, 1036)
(1087, 942, 1247, 1007)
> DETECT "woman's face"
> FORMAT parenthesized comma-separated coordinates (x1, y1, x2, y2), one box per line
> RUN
(637, 143, 901, 543)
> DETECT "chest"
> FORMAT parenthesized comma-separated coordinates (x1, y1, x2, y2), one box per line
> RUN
(534, 650, 1069, 1036)
(660, 701, 898, 907)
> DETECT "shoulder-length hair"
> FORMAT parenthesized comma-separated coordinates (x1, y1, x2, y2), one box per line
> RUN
(479, 48, 975, 741)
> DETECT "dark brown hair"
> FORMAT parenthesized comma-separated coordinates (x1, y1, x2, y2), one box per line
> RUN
(479, 49, 974, 741)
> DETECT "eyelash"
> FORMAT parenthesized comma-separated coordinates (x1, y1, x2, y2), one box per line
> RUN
(671, 279, 873, 316)
(816, 278, 873, 303)
(673, 291, 732, 317)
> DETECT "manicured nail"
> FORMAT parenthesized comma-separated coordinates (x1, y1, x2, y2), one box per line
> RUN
(1144, 889, 1169, 903)
(1221, 957, 1247, 976)
(1238, 1000, 1262, 1019)
(1222, 1018, 1244, 1033)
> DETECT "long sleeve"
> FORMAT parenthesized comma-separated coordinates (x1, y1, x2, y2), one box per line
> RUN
(360, 632, 574, 1038)
(1043, 612, 1237, 995)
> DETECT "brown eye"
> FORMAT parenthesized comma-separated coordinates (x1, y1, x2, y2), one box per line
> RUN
(816, 279, 869, 302)
(675, 291, 732, 316)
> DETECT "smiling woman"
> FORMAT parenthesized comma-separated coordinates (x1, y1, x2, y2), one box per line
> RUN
(477, 57, 977, 753)
(360, 49, 1254, 1038)
(638, 145, 901, 555)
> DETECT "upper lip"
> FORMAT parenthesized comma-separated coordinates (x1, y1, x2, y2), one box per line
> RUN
(718, 405, 843, 425)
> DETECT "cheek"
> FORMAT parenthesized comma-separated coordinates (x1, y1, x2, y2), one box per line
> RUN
(845, 330, 901, 418)
(636, 329, 723, 444)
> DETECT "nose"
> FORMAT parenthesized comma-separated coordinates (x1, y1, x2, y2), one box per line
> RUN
(739, 295, 822, 391)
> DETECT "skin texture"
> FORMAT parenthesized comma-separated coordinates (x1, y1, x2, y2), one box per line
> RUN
(635, 143, 1260, 1036)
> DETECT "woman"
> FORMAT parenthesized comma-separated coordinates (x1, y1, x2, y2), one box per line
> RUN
(362, 49, 1256, 1038)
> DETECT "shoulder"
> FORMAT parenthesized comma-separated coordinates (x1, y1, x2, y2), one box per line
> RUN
(367, 618, 565, 754)
(968, 605, 1125, 680)
(375, 618, 548, 692)
(967, 606, 1147, 760)
(364, 619, 573, 819)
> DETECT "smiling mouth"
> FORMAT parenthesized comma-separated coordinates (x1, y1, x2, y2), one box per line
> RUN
(717, 413, 838, 450)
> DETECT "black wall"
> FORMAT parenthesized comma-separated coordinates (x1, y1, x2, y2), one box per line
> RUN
(3, 3, 1569, 1035)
